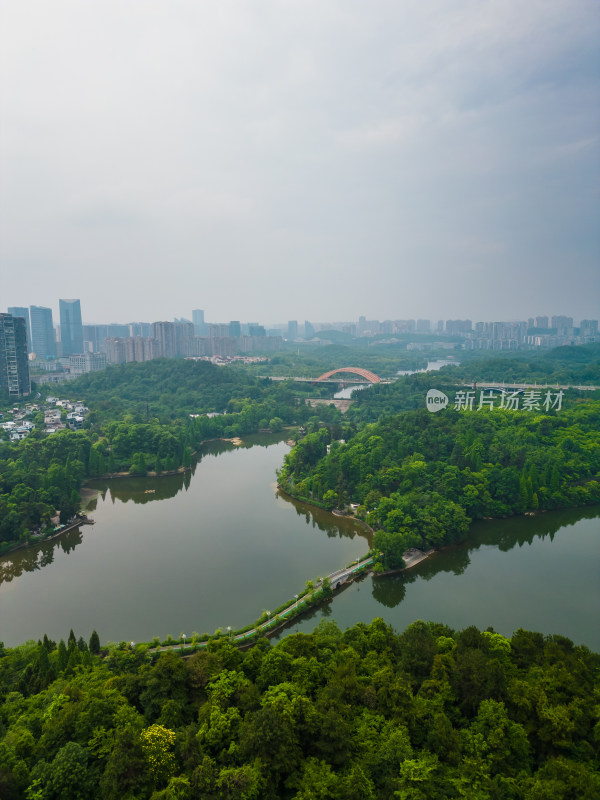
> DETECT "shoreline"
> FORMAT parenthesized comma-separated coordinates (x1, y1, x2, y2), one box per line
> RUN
(275, 483, 375, 537)
(148, 544, 438, 655)
(2, 514, 94, 556)
(2, 434, 280, 559)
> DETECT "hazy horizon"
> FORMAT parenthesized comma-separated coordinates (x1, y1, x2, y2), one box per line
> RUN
(2, 1, 599, 322)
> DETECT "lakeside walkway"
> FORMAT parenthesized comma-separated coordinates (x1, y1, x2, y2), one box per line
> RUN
(152, 553, 376, 653)
(150, 547, 433, 654)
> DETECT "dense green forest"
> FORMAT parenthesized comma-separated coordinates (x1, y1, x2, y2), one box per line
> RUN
(56, 359, 329, 424)
(242, 343, 431, 379)
(0, 620, 598, 799)
(278, 400, 600, 570)
(447, 343, 600, 385)
(0, 361, 341, 549)
(2, 345, 599, 550)
(344, 343, 600, 424)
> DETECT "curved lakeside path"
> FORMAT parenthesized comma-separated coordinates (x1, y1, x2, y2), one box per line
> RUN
(148, 547, 433, 654)
(149, 553, 375, 653)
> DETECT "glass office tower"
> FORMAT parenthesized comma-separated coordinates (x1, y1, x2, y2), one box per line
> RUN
(59, 299, 84, 355)
(30, 305, 56, 359)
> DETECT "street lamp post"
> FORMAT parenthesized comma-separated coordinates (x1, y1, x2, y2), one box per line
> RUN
(227, 626, 232, 640)
(181, 634, 186, 651)
(294, 594, 299, 611)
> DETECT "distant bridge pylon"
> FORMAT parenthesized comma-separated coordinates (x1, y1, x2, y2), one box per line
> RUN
(314, 367, 382, 384)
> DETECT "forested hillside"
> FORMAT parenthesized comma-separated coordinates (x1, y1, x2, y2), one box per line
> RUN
(451, 343, 600, 385)
(60, 359, 327, 424)
(0, 361, 341, 550)
(0, 620, 598, 799)
(278, 400, 600, 569)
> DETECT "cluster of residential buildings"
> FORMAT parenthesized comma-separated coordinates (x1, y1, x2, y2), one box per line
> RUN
(342, 315, 599, 350)
(1, 300, 598, 399)
(0, 397, 88, 441)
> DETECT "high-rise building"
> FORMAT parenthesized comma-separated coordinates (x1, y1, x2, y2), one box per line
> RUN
(174, 321, 194, 355)
(304, 320, 315, 339)
(445, 320, 472, 335)
(152, 321, 177, 358)
(30, 305, 56, 358)
(104, 337, 159, 364)
(82, 325, 99, 352)
(551, 316, 574, 335)
(580, 320, 598, 339)
(59, 299, 84, 355)
(106, 323, 129, 339)
(208, 323, 231, 338)
(229, 320, 241, 338)
(129, 322, 153, 338)
(0, 313, 31, 398)
(287, 320, 298, 339)
(69, 352, 107, 374)
(192, 309, 206, 336)
(7, 307, 32, 351)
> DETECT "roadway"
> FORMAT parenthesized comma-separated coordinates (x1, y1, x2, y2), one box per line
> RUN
(258, 375, 394, 384)
(462, 381, 600, 392)
(259, 375, 600, 391)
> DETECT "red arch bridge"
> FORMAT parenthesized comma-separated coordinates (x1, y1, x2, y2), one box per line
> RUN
(314, 367, 382, 384)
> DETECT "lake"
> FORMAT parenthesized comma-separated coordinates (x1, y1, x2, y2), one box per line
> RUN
(0, 434, 367, 647)
(1, 434, 598, 649)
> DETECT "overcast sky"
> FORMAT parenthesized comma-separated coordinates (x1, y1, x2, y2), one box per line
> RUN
(1, 1, 598, 326)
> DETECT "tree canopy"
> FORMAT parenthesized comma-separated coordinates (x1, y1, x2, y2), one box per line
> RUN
(0, 619, 597, 799)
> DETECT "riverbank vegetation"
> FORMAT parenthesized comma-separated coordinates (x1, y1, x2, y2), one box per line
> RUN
(2, 344, 598, 550)
(451, 342, 600, 386)
(278, 400, 600, 570)
(242, 342, 433, 378)
(0, 361, 343, 550)
(0, 619, 598, 799)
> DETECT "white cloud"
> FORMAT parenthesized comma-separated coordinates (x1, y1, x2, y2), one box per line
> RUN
(1, 0, 598, 322)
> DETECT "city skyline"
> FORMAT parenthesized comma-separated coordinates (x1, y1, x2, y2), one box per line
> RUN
(3, 298, 597, 332)
(1, 1, 598, 323)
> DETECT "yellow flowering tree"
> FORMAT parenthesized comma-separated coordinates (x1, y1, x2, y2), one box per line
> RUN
(140, 724, 176, 787)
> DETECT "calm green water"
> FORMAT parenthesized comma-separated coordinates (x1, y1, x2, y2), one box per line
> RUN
(276, 506, 600, 650)
(1, 434, 598, 649)
(0, 434, 367, 647)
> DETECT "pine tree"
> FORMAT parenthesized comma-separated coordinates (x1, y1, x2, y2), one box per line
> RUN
(89, 630, 101, 654)
(57, 639, 68, 671)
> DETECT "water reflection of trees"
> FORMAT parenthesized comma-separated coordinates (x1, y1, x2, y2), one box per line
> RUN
(0, 528, 84, 583)
(372, 575, 407, 607)
(86, 433, 290, 506)
(370, 505, 600, 609)
(87, 473, 186, 505)
(275, 489, 371, 544)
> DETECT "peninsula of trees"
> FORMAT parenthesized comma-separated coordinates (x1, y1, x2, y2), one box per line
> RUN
(278, 399, 600, 570)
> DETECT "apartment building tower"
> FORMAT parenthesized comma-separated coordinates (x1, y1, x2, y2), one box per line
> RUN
(0, 313, 31, 398)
